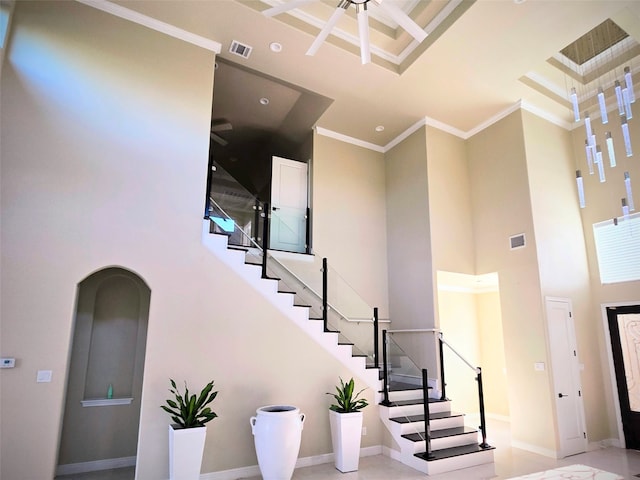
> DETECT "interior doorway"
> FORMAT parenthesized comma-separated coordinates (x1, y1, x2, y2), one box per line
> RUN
(270, 156, 309, 253)
(605, 304, 640, 450)
(57, 267, 150, 476)
(545, 297, 587, 457)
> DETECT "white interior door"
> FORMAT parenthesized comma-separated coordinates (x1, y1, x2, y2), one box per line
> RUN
(270, 156, 308, 253)
(545, 297, 587, 457)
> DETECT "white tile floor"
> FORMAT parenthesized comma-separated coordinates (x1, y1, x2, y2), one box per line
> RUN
(56, 419, 640, 480)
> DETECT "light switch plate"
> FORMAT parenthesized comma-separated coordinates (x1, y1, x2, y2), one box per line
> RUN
(534, 362, 545, 371)
(36, 370, 52, 383)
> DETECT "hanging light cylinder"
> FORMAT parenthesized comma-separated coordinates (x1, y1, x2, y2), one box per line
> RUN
(624, 66, 635, 103)
(576, 170, 586, 208)
(622, 198, 630, 221)
(625, 171, 635, 211)
(598, 87, 609, 124)
(570, 87, 580, 122)
(605, 131, 616, 167)
(595, 145, 606, 183)
(621, 115, 633, 157)
(615, 80, 625, 116)
(585, 139, 595, 174)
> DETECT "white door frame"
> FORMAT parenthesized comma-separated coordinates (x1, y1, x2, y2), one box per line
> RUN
(600, 300, 640, 448)
(544, 296, 587, 457)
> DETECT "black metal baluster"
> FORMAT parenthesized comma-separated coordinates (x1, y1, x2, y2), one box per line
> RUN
(373, 307, 379, 370)
(477, 367, 490, 448)
(261, 202, 269, 279)
(322, 257, 328, 332)
(422, 369, 435, 459)
(439, 334, 447, 401)
(381, 330, 391, 406)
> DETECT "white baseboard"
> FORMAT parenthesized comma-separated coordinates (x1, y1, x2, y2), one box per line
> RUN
(486, 413, 510, 422)
(56, 456, 136, 476)
(588, 438, 623, 450)
(510, 439, 558, 458)
(200, 445, 383, 480)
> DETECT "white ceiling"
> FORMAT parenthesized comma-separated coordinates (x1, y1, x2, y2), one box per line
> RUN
(113, 0, 640, 148)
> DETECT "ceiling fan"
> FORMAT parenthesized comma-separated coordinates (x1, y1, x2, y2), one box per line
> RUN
(263, 0, 428, 64)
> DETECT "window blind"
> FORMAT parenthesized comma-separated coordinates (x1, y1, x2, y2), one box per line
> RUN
(593, 212, 640, 284)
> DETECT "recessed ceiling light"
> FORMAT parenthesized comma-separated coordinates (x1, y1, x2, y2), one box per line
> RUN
(513, 0, 526, 3)
(269, 42, 283, 53)
(375, 125, 384, 132)
(259, 97, 270, 105)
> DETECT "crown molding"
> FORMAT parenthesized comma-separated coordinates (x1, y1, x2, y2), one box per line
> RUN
(76, 0, 222, 53)
(314, 126, 386, 153)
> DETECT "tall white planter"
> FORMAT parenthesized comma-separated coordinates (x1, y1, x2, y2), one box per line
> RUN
(250, 405, 305, 480)
(169, 425, 207, 480)
(329, 410, 363, 473)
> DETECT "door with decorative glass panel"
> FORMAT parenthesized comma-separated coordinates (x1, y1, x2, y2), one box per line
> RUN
(607, 305, 640, 450)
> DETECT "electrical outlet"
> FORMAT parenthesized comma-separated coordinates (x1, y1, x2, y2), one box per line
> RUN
(361, 427, 367, 436)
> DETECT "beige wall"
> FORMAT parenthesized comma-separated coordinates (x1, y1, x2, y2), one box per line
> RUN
(476, 291, 510, 418)
(467, 110, 557, 453)
(426, 126, 475, 277)
(521, 111, 609, 444)
(437, 289, 481, 414)
(312, 134, 389, 319)
(0, 3, 382, 479)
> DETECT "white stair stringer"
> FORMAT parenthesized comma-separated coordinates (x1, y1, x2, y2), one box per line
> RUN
(379, 388, 495, 475)
(201, 221, 381, 395)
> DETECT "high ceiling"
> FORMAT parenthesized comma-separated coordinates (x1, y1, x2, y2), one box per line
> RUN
(113, 0, 640, 148)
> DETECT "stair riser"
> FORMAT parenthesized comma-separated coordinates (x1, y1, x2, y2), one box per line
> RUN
(387, 390, 423, 402)
(384, 402, 450, 418)
(395, 416, 465, 436)
(425, 449, 495, 475)
(406, 432, 480, 454)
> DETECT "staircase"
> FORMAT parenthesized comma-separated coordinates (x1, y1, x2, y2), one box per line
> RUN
(202, 219, 495, 475)
(380, 383, 495, 475)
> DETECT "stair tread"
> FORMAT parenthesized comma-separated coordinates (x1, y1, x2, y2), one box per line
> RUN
(390, 411, 463, 424)
(227, 246, 249, 252)
(414, 443, 495, 462)
(278, 290, 296, 295)
(383, 398, 447, 407)
(401, 426, 477, 443)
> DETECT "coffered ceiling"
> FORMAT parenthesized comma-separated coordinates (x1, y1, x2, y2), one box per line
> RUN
(111, 0, 640, 148)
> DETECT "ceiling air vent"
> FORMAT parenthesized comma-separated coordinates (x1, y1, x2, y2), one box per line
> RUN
(229, 40, 252, 59)
(509, 233, 526, 250)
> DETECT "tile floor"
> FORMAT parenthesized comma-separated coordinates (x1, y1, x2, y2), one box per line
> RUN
(56, 419, 640, 480)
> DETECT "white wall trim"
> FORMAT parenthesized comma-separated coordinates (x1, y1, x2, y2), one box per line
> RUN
(319, 99, 571, 154)
(56, 456, 136, 476)
(520, 100, 571, 131)
(76, 0, 222, 53)
(510, 439, 558, 459)
(384, 117, 428, 151)
(200, 445, 383, 479)
(315, 126, 385, 153)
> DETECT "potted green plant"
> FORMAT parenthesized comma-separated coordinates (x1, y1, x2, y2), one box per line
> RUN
(327, 377, 368, 472)
(161, 379, 218, 480)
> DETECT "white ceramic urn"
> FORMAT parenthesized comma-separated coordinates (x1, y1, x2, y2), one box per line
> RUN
(250, 405, 305, 480)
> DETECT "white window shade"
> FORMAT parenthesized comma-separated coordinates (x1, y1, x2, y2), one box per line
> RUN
(593, 212, 640, 284)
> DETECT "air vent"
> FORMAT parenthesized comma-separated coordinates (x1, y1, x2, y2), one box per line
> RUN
(509, 233, 526, 250)
(229, 40, 252, 59)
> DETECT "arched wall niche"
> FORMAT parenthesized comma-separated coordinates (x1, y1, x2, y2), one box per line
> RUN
(57, 266, 151, 473)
